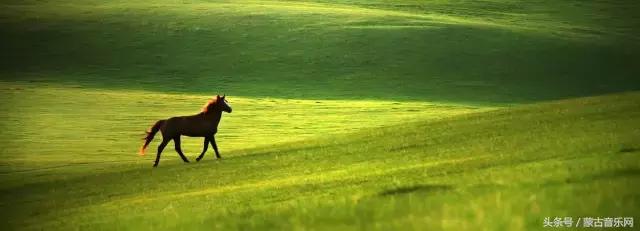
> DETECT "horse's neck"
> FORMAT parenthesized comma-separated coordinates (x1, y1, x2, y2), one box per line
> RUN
(203, 110, 223, 126)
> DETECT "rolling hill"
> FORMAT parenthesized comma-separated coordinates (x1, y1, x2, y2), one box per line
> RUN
(1, 0, 639, 230)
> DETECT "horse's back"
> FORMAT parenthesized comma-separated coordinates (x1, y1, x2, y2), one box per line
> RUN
(164, 114, 214, 137)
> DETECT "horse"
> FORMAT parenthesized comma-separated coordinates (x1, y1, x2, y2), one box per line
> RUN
(139, 95, 232, 167)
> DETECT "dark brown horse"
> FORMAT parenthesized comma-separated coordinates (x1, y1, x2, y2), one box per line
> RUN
(139, 95, 232, 167)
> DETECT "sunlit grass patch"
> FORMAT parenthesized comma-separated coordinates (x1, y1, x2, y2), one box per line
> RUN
(0, 82, 490, 183)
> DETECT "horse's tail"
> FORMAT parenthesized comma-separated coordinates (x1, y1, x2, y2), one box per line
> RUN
(139, 120, 165, 156)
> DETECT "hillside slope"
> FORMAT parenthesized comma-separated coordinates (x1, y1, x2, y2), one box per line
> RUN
(1, 92, 638, 230)
(1, 0, 639, 103)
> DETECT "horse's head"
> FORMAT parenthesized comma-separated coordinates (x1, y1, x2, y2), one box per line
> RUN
(203, 95, 232, 114)
(218, 95, 232, 113)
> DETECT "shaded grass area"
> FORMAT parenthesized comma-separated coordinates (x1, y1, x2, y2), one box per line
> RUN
(378, 184, 453, 197)
(1, 0, 639, 103)
(0, 91, 638, 230)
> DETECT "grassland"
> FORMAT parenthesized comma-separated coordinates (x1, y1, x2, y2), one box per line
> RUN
(1, 88, 638, 230)
(0, 0, 639, 230)
(2, 0, 639, 103)
(0, 81, 488, 187)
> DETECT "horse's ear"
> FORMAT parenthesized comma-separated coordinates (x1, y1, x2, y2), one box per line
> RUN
(216, 95, 221, 100)
(222, 94, 226, 98)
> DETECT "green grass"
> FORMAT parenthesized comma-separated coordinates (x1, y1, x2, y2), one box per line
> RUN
(1, 89, 638, 230)
(1, 0, 639, 230)
(0, 82, 488, 186)
(1, 0, 639, 103)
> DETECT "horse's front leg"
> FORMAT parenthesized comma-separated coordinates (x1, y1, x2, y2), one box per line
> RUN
(196, 137, 209, 162)
(210, 135, 221, 159)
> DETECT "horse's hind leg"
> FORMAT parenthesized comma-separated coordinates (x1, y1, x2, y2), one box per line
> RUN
(154, 138, 170, 167)
(196, 137, 209, 162)
(173, 136, 190, 163)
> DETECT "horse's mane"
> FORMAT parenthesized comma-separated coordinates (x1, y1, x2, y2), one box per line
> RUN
(201, 98, 218, 113)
